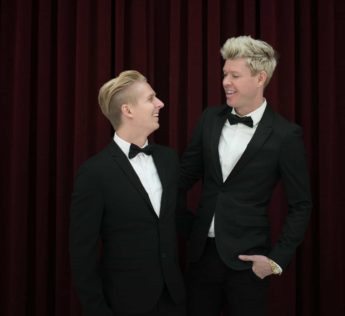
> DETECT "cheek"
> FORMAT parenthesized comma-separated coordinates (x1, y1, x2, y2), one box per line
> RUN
(240, 81, 256, 92)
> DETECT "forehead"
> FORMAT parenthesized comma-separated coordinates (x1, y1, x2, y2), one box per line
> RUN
(129, 81, 154, 99)
(223, 58, 250, 72)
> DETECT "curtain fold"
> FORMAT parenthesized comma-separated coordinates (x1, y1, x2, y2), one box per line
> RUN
(0, 0, 344, 315)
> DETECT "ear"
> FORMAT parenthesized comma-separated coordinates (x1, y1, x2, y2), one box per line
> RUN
(121, 103, 133, 118)
(257, 71, 268, 87)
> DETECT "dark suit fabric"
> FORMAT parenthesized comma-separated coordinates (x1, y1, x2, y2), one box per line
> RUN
(186, 238, 269, 316)
(179, 105, 312, 271)
(70, 142, 185, 316)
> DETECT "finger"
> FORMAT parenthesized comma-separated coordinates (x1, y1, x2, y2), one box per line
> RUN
(238, 255, 255, 261)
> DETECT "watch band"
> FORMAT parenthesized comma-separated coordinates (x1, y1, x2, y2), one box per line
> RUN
(268, 259, 282, 275)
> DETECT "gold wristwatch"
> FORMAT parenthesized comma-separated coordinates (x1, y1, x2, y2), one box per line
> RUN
(268, 259, 282, 275)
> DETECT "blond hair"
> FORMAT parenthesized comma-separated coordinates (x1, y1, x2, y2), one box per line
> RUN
(98, 70, 147, 129)
(220, 35, 277, 86)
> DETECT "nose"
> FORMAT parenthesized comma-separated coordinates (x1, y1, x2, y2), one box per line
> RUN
(155, 97, 164, 109)
(223, 75, 231, 87)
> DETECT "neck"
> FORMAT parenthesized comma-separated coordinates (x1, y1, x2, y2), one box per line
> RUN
(232, 97, 265, 116)
(116, 128, 149, 147)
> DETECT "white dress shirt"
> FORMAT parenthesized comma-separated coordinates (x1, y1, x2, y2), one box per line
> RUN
(208, 101, 267, 237)
(114, 133, 162, 217)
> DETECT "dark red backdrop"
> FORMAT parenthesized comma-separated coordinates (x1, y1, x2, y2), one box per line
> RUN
(1, 0, 344, 315)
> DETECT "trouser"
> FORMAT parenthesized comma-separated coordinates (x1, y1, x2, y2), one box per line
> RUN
(116, 287, 186, 316)
(186, 238, 269, 316)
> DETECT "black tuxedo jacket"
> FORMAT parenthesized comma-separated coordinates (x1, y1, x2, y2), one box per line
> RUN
(70, 141, 185, 316)
(179, 105, 312, 270)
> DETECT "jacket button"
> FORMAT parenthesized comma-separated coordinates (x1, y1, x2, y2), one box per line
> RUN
(161, 253, 167, 259)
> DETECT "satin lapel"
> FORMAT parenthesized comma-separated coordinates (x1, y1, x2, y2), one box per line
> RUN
(224, 106, 274, 183)
(106, 142, 156, 214)
(211, 107, 229, 183)
(151, 146, 168, 219)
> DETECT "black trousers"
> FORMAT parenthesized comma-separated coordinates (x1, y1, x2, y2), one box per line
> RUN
(186, 238, 269, 316)
(116, 287, 186, 316)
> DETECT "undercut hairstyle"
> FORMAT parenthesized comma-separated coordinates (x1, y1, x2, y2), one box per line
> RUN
(98, 70, 147, 129)
(220, 35, 278, 86)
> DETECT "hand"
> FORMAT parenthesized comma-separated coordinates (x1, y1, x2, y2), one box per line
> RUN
(238, 254, 272, 279)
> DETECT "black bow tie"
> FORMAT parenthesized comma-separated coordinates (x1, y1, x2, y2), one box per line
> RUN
(227, 112, 253, 128)
(128, 143, 153, 159)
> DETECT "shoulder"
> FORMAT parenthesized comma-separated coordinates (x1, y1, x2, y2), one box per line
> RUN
(266, 106, 303, 136)
(75, 142, 115, 176)
(191, 105, 228, 127)
(152, 144, 178, 160)
(151, 144, 179, 177)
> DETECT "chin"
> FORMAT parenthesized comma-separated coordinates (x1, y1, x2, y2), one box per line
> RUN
(150, 124, 159, 133)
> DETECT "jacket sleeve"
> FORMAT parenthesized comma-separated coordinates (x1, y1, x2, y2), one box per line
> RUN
(177, 109, 209, 237)
(69, 164, 113, 316)
(179, 109, 208, 191)
(268, 126, 312, 269)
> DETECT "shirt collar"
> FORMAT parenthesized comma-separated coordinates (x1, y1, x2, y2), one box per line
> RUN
(231, 100, 267, 127)
(113, 133, 149, 157)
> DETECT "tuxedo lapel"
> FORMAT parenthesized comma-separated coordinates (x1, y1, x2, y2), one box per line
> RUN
(211, 106, 229, 183)
(106, 142, 156, 215)
(224, 106, 274, 183)
(151, 146, 168, 218)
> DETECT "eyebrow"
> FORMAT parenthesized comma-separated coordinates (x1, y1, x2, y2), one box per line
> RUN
(147, 92, 156, 99)
(223, 70, 240, 74)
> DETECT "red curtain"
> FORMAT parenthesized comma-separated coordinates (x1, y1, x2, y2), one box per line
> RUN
(0, 0, 344, 315)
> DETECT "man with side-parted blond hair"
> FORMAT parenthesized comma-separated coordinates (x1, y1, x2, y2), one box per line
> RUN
(70, 70, 186, 316)
(98, 70, 147, 129)
(179, 35, 312, 316)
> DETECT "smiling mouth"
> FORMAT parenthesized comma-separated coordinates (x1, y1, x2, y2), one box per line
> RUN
(225, 90, 236, 96)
